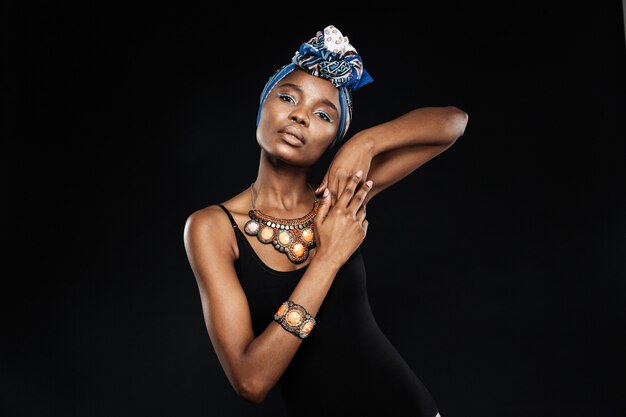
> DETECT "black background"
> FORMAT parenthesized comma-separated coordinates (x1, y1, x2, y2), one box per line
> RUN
(2, 3, 625, 417)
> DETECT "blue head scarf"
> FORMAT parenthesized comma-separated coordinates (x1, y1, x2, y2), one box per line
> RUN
(256, 25, 373, 152)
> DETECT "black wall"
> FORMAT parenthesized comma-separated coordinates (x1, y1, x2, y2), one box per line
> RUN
(2, 4, 625, 417)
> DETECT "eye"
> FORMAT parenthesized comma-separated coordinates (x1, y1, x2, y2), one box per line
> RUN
(315, 111, 334, 123)
(277, 93, 295, 103)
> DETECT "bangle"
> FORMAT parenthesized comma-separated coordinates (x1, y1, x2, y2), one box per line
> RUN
(273, 300, 316, 339)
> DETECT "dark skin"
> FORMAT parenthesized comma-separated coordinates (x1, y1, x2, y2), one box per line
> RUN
(183, 68, 468, 403)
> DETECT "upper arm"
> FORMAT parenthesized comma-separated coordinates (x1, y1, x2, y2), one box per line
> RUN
(363, 142, 454, 206)
(183, 206, 255, 395)
(363, 107, 467, 206)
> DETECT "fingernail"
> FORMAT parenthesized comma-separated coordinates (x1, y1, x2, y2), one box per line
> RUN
(356, 170, 363, 179)
(323, 188, 329, 197)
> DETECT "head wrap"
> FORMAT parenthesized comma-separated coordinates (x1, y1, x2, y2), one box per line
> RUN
(256, 25, 373, 151)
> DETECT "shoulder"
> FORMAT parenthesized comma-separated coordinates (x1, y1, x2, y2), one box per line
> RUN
(183, 204, 238, 259)
(183, 187, 251, 258)
(184, 205, 228, 234)
(184, 204, 233, 242)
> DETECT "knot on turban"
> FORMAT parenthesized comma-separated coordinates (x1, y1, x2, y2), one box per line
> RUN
(292, 25, 373, 91)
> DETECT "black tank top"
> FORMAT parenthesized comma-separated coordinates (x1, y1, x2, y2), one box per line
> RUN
(217, 204, 440, 417)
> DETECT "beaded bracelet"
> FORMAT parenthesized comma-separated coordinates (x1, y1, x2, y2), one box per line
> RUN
(273, 300, 316, 339)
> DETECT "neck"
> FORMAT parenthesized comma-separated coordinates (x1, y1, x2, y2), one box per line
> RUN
(252, 150, 316, 216)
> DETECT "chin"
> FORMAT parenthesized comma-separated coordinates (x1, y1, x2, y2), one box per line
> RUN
(277, 145, 319, 167)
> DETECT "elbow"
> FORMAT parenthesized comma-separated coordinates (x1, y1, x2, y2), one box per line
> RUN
(444, 106, 469, 143)
(236, 378, 268, 404)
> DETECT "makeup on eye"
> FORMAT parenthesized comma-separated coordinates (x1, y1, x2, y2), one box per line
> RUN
(277, 92, 296, 103)
(276, 90, 337, 123)
(315, 111, 334, 123)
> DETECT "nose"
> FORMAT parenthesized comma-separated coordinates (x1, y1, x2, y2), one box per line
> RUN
(289, 109, 309, 127)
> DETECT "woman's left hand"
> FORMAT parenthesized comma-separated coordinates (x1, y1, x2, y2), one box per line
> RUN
(314, 135, 374, 206)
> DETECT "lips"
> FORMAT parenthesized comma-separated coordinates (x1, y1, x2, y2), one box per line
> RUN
(278, 125, 305, 145)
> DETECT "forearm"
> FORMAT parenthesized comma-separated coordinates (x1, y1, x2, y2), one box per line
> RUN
(354, 106, 468, 157)
(237, 255, 340, 403)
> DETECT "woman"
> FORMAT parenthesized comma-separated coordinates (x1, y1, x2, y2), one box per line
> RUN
(184, 25, 467, 417)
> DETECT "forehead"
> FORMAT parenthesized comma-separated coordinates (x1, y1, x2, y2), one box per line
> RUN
(276, 69, 340, 107)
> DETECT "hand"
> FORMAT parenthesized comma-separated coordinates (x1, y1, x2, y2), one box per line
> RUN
(314, 135, 373, 207)
(313, 170, 372, 270)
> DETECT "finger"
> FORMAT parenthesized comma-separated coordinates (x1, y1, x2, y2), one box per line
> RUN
(336, 176, 346, 208)
(362, 219, 369, 237)
(347, 179, 372, 215)
(337, 170, 364, 208)
(314, 183, 327, 197)
(314, 188, 332, 225)
(329, 174, 340, 207)
(315, 177, 327, 194)
(356, 204, 367, 224)
(339, 172, 364, 209)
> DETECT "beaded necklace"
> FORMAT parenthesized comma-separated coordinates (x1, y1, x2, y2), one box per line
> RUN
(243, 182, 319, 264)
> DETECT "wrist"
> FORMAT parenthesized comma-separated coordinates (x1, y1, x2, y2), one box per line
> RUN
(311, 251, 341, 274)
(350, 131, 376, 158)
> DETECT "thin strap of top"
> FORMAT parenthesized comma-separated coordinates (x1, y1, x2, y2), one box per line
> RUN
(217, 204, 238, 229)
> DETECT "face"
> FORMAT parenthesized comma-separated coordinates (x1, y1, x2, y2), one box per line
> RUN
(256, 69, 341, 166)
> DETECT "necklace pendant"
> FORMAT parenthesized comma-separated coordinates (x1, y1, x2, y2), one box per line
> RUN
(244, 201, 319, 264)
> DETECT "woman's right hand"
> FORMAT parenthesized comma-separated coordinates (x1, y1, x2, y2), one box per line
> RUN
(312, 170, 372, 270)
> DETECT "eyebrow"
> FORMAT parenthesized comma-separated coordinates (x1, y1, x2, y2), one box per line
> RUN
(278, 82, 339, 115)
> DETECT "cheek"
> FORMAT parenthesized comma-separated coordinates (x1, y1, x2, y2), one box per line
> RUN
(260, 101, 287, 127)
(257, 105, 279, 134)
(313, 119, 338, 144)
(256, 111, 274, 145)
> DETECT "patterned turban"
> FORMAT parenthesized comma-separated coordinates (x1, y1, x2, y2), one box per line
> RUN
(256, 25, 373, 151)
